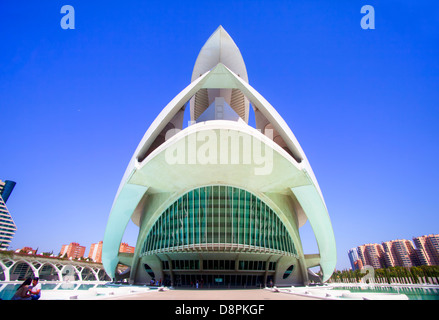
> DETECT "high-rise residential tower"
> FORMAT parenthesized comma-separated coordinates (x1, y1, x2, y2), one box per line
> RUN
(0, 180, 17, 250)
(351, 235, 439, 269)
(413, 234, 439, 266)
(89, 241, 136, 263)
(102, 26, 336, 286)
(89, 241, 104, 263)
(357, 244, 385, 269)
(119, 242, 135, 254)
(348, 248, 363, 270)
(60, 242, 86, 259)
(382, 239, 418, 268)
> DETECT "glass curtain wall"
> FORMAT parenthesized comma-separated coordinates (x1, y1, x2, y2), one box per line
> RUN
(141, 186, 297, 256)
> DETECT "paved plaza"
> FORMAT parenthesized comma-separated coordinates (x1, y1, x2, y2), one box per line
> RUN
(102, 288, 323, 300)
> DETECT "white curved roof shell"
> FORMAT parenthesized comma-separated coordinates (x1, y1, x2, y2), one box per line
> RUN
(190, 26, 250, 123)
(191, 26, 248, 83)
(102, 27, 336, 284)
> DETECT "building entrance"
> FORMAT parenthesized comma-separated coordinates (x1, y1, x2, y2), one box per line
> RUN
(173, 273, 271, 288)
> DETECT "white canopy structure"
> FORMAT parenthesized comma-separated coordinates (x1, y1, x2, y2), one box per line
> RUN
(102, 26, 336, 286)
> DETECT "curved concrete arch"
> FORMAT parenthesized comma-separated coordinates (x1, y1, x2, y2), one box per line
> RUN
(115, 122, 314, 282)
(0, 261, 9, 281)
(60, 264, 81, 281)
(80, 265, 99, 281)
(97, 268, 111, 281)
(102, 183, 149, 279)
(136, 63, 329, 222)
(132, 184, 304, 260)
(103, 65, 336, 281)
(10, 260, 37, 280)
(75, 266, 84, 281)
(103, 29, 336, 284)
(38, 261, 62, 281)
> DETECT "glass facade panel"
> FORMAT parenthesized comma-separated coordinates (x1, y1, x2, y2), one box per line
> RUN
(283, 265, 294, 279)
(141, 186, 297, 256)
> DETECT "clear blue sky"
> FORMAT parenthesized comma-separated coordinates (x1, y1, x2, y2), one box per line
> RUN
(1, 1, 438, 270)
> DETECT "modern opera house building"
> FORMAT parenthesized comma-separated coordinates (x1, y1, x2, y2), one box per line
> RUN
(102, 26, 336, 287)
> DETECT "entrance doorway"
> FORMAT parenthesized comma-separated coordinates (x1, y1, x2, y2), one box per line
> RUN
(173, 274, 265, 288)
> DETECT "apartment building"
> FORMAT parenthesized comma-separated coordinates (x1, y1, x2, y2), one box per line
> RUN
(413, 234, 439, 266)
(0, 180, 17, 250)
(351, 234, 439, 269)
(89, 241, 135, 263)
(357, 243, 385, 269)
(382, 239, 418, 267)
(60, 242, 86, 259)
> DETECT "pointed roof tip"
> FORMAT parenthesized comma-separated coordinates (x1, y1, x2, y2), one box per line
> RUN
(212, 25, 227, 36)
(214, 25, 233, 36)
(192, 25, 248, 83)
